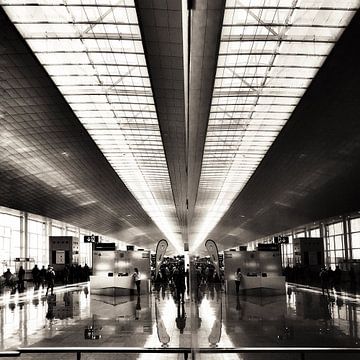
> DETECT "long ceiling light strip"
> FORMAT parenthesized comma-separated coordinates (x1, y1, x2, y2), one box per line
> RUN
(191, 0, 359, 251)
(2, 0, 183, 253)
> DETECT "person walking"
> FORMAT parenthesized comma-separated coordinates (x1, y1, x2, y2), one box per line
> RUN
(320, 267, 329, 295)
(132, 268, 141, 296)
(45, 265, 55, 296)
(32, 264, 41, 290)
(40, 265, 46, 289)
(235, 268, 242, 295)
(18, 266, 25, 291)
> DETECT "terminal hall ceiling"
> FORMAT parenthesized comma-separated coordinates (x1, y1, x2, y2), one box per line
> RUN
(1, 0, 360, 254)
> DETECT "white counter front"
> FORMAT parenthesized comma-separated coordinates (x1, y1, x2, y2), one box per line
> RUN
(90, 275, 149, 295)
(227, 275, 285, 295)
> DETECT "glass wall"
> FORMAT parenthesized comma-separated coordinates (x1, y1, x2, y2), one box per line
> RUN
(281, 234, 294, 267)
(27, 218, 47, 267)
(350, 217, 360, 260)
(0, 206, 127, 274)
(243, 215, 360, 269)
(0, 212, 21, 273)
(326, 221, 345, 268)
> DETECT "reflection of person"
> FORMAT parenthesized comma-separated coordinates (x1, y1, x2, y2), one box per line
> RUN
(176, 301, 186, 334)
(132, 268, 141, 296)
(135, 295, 141, 320)
(46, 296, 56, 321)
(234, 268, 242, 295)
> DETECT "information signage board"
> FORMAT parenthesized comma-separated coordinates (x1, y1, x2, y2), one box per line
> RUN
(274, 235, 289, 244)
(84, 235, 99, 243)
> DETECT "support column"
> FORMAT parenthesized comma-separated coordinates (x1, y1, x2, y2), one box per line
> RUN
(343, 216, 350, 263)
(320, 222, 328, 267)
(20, 212, 28, 259)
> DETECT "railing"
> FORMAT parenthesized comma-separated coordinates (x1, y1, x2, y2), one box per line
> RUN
(0, 346, 358, 359)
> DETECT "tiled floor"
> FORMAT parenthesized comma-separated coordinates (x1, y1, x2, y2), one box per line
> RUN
(0, 282, 359, 359)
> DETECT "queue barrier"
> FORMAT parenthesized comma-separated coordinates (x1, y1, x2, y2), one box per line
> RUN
(0, 346, 357, 359)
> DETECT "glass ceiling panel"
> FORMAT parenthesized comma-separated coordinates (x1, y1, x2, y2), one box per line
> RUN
(191, 0, 359, 251)
(1, 0, 182, 253)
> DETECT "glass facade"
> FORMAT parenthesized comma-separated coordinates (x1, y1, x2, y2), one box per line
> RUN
(246, 214, 360, 270)
(0, 212, 21, 273)
(0, 206, 127, 273)
(350, 217, 360, 260)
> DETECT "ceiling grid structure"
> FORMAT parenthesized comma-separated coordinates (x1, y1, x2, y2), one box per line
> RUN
(190, 0, 359, 251)
(1, 0, 183, 253)
(1, 0, 360, 254)
(0, 6, 169, 251)
(207, 6, 360, 251)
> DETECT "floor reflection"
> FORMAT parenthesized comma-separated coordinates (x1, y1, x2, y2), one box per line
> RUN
(0, 282, 359, 359)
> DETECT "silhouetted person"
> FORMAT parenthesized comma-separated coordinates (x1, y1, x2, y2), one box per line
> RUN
(63, 265, 70, 285)
(18, 266, 25, 291)
(45, 265, 55, 296)
(132, 268, 141, 296)
(320, 267, 329, 295)
(40, 265, 46, 289)
(3, 268, 12, 287)
(173, 266, 186, 303)
(83, 263, 90, 281)
(235, 268, 242, 295)
(334, 266, 342, 290)
(32, 265, 41, 290)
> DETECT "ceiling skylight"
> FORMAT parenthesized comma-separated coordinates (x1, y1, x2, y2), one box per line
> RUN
(1, 0, 183, 253)
(191, 0, 359, 250)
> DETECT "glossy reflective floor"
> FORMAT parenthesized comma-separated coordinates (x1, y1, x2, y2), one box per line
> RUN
(0, 282, 359, 359)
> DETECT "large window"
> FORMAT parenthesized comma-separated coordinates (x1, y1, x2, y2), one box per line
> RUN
(28, 219, 47, 267)
(326, 221, 345, 268)
(281, 235, 293, 267)
(350, 217, 360, 260)
(0, 212, 21, 273)
(51, 225, 63, 236)
(79, 230, 92, 267)
(309, 227, 320, 237)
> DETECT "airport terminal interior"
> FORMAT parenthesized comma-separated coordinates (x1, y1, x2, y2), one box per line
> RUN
(1, 0, 360, 359)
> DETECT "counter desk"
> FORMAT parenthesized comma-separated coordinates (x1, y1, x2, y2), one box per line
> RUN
(90, 274, 149, 296)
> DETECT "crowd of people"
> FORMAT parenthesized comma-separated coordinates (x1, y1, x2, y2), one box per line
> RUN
(283, 264, 359, 293)
(153, 260, 188, 303)
(0, 263, 91, 295)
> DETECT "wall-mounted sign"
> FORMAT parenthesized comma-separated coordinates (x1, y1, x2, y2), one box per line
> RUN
(84, 235, 99, 243)
(56, 250, 65, 264)
(258, 243, 280, 251)
(274, 235, 289, 244)
(94, 242, 116, 250)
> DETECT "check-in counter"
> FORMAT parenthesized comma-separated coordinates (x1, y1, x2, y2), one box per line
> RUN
(90, 274, 149, 296)
(241, 274, 285, 292)
(226, 274, 285, 295)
